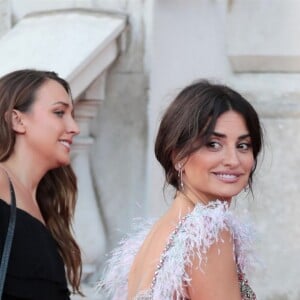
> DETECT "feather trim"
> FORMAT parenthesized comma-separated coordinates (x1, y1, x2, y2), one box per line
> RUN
(97, 219, 154, 299)
(98, 200, 256, 300)
(153, 200, 256, 299)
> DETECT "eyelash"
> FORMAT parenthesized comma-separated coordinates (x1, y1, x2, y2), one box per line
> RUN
(206, 141, 252, 151)
(206, 141, 222, 150)
(54, 110, 65, 117)
(237, 143, 252, 151)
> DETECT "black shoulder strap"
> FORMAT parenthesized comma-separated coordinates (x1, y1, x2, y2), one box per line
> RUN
(0, 176, 17, 297)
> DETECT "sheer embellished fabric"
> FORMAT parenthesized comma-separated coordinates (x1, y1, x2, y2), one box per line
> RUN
(99, 200, 257, 300)
(133, 290, 152, 300)
(238, 269, 257, 300)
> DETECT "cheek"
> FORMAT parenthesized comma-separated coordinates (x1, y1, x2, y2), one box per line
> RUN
(244, 156, 255, 173)
(184, 155, 212, 176)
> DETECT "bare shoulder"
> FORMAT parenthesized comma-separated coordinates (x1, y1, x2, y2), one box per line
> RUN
(0, 166, 11, 203)
(187, 229, 241, 300)
(128, 213, 182, 298)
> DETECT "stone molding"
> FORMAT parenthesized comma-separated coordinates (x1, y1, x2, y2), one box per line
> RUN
(246, 99, 300, 119)
(229, 75, 300, 118)
(0, 9, 127, 99)
(227, 0, 300, 72)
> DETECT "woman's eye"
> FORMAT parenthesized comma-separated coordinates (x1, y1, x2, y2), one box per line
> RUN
(238, 143, 252, 151)
(54, 111, 65, 117)
(206, 141, 222, 150)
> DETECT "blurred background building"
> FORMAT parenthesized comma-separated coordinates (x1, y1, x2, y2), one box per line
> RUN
(0, 0, 299, 299)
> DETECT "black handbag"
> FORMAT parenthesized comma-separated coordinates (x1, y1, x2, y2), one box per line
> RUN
(0, 176, 16, 298)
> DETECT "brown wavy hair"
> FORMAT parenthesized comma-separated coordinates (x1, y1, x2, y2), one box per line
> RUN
(155, 80, 263, 193)
(0, 69, 82, 294)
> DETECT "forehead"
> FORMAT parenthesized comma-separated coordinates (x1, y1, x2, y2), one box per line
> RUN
(214, 111, 248, 132)
(34, 79, 72, 106)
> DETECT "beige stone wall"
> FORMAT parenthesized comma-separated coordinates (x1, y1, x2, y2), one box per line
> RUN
(227, 2, 300, 295)
(147, 0, 300, 298)
(232, 80, 300, 298)
(90, 0, 148, 245)
(254, 117, 300, 299)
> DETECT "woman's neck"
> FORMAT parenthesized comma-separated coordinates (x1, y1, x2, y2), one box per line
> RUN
(0, 156, 44, 196)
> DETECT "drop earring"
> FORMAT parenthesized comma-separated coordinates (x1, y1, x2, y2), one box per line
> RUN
(176, 163, 184, 191)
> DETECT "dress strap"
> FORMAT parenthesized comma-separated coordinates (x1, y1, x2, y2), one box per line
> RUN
(0, 172, 17, 298)
(150, 213, 189, 297)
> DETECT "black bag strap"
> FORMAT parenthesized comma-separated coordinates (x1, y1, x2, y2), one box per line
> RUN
(0, 175, 17, 298)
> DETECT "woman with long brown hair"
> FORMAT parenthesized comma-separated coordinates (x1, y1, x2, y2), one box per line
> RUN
(0, 69, 82, 299)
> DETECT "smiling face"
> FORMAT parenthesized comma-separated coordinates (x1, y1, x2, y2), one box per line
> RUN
(19, 79, 79, 169)
(181, 110, 254, 204)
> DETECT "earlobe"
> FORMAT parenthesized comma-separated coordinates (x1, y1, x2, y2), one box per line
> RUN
(172, 151, 188, 171)
(174, 157, 188, 171)
(175, 162, 183, 171)
(11, 110, 26, 133)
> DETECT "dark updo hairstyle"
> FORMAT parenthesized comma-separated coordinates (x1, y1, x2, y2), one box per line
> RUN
(155, 80, 263, 192)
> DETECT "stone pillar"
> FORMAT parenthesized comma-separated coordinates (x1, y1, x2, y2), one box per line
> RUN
(71, 74, 107, 279)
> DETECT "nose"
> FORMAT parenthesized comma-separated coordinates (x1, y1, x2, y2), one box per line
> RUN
(67, 116, 80, 136)
(223, 147, 240, 167)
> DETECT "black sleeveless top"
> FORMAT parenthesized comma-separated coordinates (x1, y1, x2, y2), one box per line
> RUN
(0, 199, 70, 300)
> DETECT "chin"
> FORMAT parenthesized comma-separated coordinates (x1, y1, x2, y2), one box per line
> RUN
(54, 159, 70, 169)
(60, 155, 71, 165)
(216, 192, 239, 201)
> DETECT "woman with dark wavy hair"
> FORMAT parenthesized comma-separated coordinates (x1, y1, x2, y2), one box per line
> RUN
(100, 80, 263, 300)
(0, 69, 82, 299)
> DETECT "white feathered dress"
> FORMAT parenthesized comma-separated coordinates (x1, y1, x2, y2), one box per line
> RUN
(98, 200, 257, 300)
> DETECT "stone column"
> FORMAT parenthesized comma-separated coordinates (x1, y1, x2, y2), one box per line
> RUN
(71, 74, 107, 280)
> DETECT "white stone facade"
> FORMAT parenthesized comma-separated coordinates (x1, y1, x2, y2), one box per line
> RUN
(1, 0, 299, 299)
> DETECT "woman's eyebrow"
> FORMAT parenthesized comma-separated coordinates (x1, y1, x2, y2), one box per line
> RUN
(211, 132, 226, 138)
(238, 134, 251, 140)
(52, 101, 74, 113)
(212, 132, 251, 140)
(52, 101, 69, 107)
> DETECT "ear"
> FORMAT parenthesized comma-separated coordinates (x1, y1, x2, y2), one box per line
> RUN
(174, 162, 182, 171)
(11, 109, 26, 133)
(174, 157, 188, 171)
